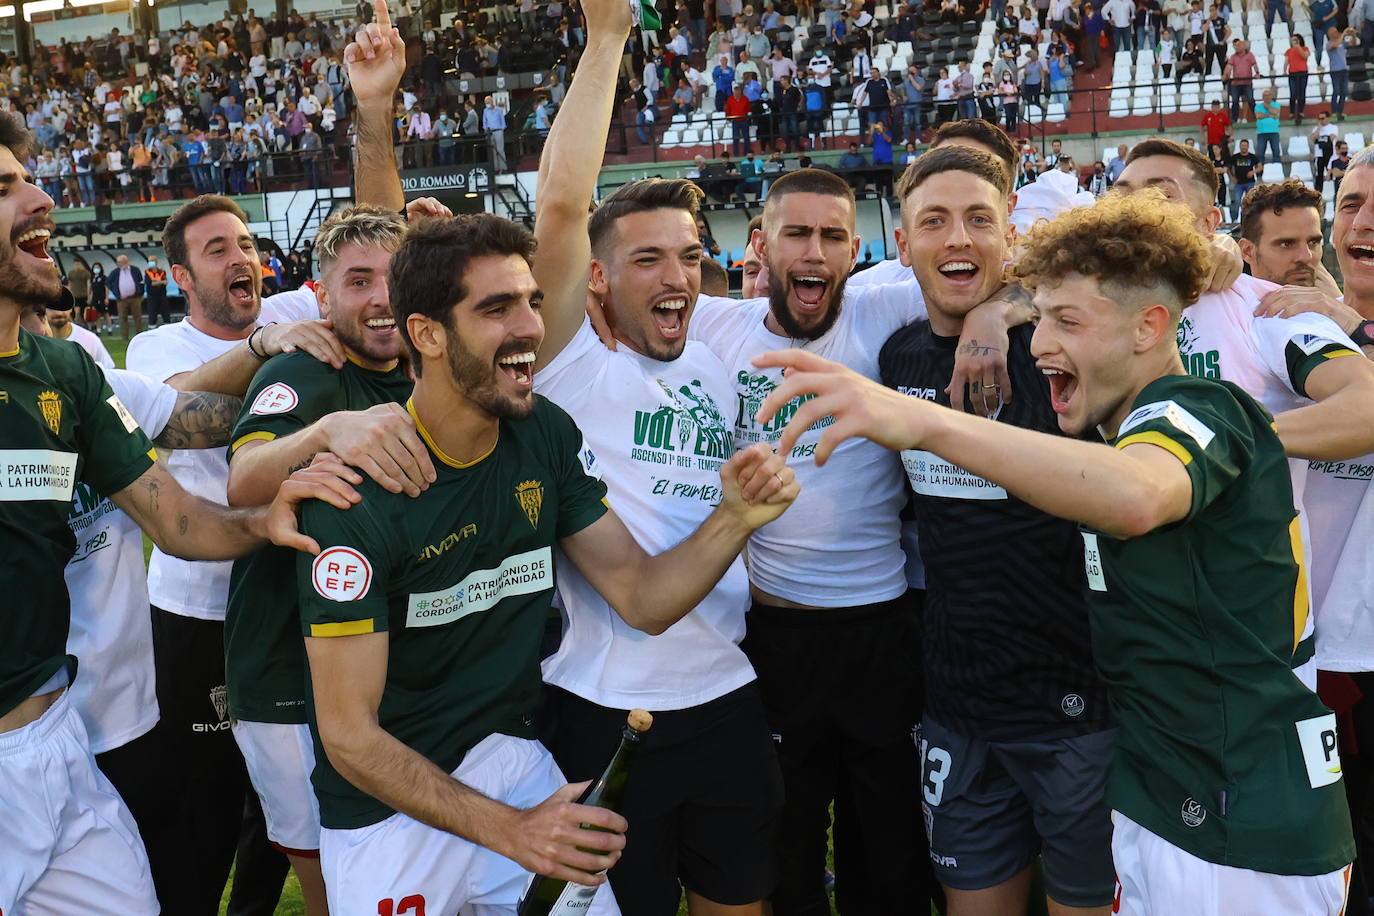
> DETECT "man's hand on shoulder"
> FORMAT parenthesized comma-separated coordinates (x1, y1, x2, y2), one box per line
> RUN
(260, 319, 345, 368)
(1206, 233, 1243, 293)
(947, 284, 1029, 416)
(319, 402, 437, 497)
(1254, 284, 1363, 334)
(259, 453, 364, 554)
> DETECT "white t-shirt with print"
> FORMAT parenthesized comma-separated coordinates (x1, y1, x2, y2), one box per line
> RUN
(1183, 273, 1361, 673)
(125, 288, 319, 620)
(689, 281, 927, 607)
(1304, 441, 1374, 671)
(537, 320, 755, 710)
(66, 367, 177, 753)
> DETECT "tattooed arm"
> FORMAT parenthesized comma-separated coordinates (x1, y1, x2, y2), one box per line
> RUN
(110, 458, 361, 558)
(947, 283, 1035, 417)
(153, 391, 244, 450)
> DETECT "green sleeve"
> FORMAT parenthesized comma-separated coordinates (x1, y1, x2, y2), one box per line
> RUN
(297, 494, 395, 638)
(543, 401, 609, 539)
(230, 353, 341, 458)
(1285, 340, 1361, 399)
(73, 348, 156, 498)
(1113, 381, 1253, 523)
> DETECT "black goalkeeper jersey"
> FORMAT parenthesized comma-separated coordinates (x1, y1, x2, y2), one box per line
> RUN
(879, 321, 1110, 741)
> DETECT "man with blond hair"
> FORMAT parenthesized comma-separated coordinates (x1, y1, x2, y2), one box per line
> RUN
(224, 203, 434, 914)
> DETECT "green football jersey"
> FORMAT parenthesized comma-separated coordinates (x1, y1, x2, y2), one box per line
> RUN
(1, 328, 155, 717)
(226, 352, 412, 723)
(297, 395, 608, 829)
(1086, 373, 1354, 876)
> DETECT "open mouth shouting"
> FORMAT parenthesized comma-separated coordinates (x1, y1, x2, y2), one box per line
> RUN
(1347, 241, 1374, 272)
(15, 226, 54, 266)
(1041, 365, 1078, 417)
(227, 270, 257, 305)
(790, 273, 830, 312)
(497, 348, 537, 388)
(651, 294, 689, 340)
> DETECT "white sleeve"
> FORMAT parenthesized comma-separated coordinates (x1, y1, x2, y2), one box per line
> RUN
(847, 258, 914, 288)
(261, 286, 321, 323)
(688, 295, 769, 359)
(127, 328, 205, 384)
(1252, 312, 1362, 397)
(91, 336, 116, 370)
(851, 280, 927, 335)
(103, 367, 179, 438)
(534, 316, 604, 396)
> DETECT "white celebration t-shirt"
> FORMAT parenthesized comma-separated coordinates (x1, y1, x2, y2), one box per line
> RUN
(66, 367, 177, 752)
(1184, 273, 1361, 674)
(688, 281, 927, 607)
(125, 289, 320, 620)
(537, 319, 756, 710)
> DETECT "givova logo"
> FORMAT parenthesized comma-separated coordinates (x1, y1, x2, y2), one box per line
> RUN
(1181, 797, 1206, 828)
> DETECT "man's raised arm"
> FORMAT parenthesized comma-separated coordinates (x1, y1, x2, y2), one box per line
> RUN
(531, 0, 631, 372)
(348, 0, 407, 212)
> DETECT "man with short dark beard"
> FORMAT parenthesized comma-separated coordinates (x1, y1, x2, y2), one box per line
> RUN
(1238, 179, 1330, 290)
(0, 112, 353, 916)
(684, 166, 1024, 914)
(223, 204, 433, 916)
(295, 214, 797, 913)
(125, 194, 347, 913)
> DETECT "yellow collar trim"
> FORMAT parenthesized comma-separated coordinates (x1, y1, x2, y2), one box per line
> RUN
(345, 350, 400, 373)
(407, 398, 496, 469)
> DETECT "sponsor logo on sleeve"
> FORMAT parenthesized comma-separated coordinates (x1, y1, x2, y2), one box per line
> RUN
(250, 381, 299, 416)
(311, 546, 373, 601)
(1293, 332, 1339, 356)
(1295, 713, 1343, 789)
(106, 394, 140, 434)
(1118, 400, 1215, 449)
(1061, 694, 1085, 717)
(1180, 797, 1207, 828)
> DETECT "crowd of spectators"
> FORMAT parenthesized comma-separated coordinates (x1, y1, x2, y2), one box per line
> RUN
(6, 10, 379, 206)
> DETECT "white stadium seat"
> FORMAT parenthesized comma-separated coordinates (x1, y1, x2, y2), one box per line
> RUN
(1288, 135, 1311, 158)
(1290, 160, 1314, 181)
(1262, 161, 1285, 181)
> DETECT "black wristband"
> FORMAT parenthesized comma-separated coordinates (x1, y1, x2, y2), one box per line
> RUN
(1350, 320, 1374, 350)
(247, 321, 277, 359)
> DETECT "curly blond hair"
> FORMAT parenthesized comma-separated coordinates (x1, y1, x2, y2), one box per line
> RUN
(1013, 191, 1212, 315)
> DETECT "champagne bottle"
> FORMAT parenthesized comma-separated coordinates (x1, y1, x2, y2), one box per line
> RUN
(518, 709, 653, 916)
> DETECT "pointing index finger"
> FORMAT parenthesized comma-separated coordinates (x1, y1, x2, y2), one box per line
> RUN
(373, 0, 392, 29)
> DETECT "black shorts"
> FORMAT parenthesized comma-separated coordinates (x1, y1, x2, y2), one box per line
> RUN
(919, 716, 1116, 907)
(540, 682, 783, 914)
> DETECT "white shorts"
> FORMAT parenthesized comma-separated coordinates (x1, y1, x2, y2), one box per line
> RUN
(1112, 811, 1351, 916)
(233, 719, 321, 854)
(321, 733, 622, 916)
(0, 691, 159, 915)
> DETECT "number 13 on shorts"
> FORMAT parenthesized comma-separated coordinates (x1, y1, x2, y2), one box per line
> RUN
(919, 737, 952, 807)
